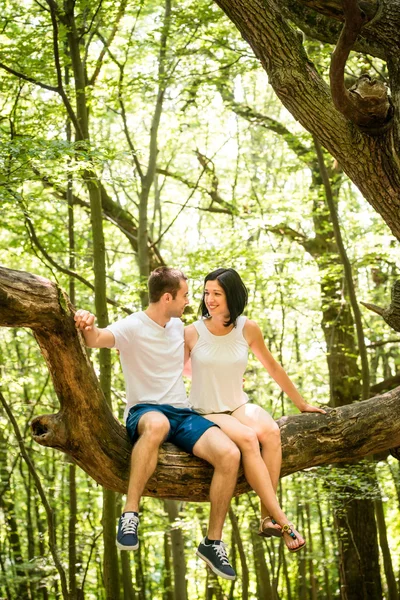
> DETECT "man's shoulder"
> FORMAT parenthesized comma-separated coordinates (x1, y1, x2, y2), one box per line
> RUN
(169, 317, 184, 330)
(108, 311, 143, 332)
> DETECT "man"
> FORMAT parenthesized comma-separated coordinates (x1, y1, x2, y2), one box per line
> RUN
(74, 267, 240, 580)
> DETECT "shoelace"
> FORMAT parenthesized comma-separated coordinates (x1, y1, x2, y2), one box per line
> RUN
(212, 542, 230, 566)
(121, 515, 139, 536)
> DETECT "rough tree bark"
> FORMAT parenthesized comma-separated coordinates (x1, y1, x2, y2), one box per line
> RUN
(1, 266, 399, 501)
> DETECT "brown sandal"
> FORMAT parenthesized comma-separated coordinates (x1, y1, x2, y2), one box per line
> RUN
(258, 516, 283, 538)
(281, 523, 306, 553)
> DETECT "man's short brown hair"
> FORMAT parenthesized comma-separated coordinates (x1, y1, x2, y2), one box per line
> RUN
(148, 267, 187, 303)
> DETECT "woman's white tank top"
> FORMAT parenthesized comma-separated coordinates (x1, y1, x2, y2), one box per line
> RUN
(189, 316, 249, 414)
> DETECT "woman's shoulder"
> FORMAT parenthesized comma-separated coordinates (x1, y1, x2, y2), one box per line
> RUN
(242, 317, 259, 330)
(184, 321, 200, 350)
(243, 318, 262, 342)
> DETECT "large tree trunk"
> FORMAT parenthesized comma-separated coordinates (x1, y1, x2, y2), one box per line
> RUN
(212, 0, 400, 241)
(0, 266, 400, 501)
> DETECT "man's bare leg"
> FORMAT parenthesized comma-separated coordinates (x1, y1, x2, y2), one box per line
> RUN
(123, 411, 170, 512)
(192, 426, 240, 580)
(117, 411, 170, 551)
(192, 426, 240, 540)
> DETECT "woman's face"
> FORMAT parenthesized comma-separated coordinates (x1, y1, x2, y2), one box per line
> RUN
(204, 279, 229, 318)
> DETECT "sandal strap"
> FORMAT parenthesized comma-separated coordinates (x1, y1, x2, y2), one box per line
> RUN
(281, 523, 297, 540)
(260, 516, 277, 528)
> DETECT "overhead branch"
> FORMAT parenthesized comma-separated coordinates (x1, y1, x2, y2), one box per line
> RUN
(45, 0, 85, 138)
(330, 0, 393, 133)
(1, 266, 400, 500)
(217, 83, 315, 168)
(195, 151, 239, 215)
(295, 0, 378, 20)
(31, 167, 164, 269)
(280, 0, 386, 59)
(157, 164, 237, 216)
(0, 62, 59, 92)
(266, 224, 312, 252)
(21, 207, 132, 314)
(361, 280, 400, 332)
(370, 373, 400, 394)
(88, 0, 128, 86)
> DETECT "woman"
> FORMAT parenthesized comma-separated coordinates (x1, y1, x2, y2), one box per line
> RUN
(185, 268, 326, 553)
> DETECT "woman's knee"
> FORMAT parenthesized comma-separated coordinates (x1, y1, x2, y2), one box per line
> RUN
(237, 427, 260, 453)
(258, 421, 281, 446)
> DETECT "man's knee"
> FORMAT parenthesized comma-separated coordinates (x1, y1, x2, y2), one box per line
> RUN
(138, 412, 170, 443)
(194, 428, 240, 468)
(215, 438, 241, 470)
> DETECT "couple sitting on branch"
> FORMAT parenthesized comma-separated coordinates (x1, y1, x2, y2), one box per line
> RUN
(74, 266, 325, 580)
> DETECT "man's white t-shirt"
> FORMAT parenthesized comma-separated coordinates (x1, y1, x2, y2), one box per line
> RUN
(107, 311, 190, 423)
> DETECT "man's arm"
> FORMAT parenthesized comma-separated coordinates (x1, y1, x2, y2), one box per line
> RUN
(74, 309, 115, 349)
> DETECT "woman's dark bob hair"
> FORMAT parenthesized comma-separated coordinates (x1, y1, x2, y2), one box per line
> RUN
(200, 268, 248, 327)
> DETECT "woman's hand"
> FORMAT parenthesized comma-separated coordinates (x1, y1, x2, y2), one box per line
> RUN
(299, 403, 326, 414)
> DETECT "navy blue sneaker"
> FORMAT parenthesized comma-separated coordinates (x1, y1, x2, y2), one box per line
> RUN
(196, 538, 236, 580)
(116, 512, 139, 551)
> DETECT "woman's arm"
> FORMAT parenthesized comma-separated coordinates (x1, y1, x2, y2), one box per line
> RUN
(244, 320, 326, 414)
(183, 325, 198, 378)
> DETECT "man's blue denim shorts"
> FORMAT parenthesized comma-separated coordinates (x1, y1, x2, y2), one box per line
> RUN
(126, 403, 217, 454)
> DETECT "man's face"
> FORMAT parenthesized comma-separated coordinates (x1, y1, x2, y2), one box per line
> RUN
(168, 279, 189, 318)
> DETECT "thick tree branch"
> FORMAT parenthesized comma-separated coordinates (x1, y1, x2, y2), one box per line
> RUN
(330, 0, 393, 132)
(280, 0, 393, 59)
(361, 280, 400, 332)
(1, 266, 400, 501)
(213, 0, 400, 242)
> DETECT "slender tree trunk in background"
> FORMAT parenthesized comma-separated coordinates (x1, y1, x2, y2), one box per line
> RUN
(164, 500, 188, 600)
(251, 531, 275, 600)
(34, 497, 49, 600)
(387, 462, 400, 510)
(0, 422, 30, 600)
(316, 490, 333, 600)
(228, 526, 237, 600)
(120, 552, 136, 600)
(136, 0, 172, 305)
(297, 505, 307, 600)
(23, 465, 36, 600)
(65, 14, 120, 597)
(281, 548, 291, 600)
(305, 502, 318, 600)
(67, 106, 79, 600)
(135, 541, 146, 600)
(374, 497, 399, 600)
(229, 508, 249, 600)
(313, 140, 382, 600)
(0, 547, 13, 600)
(163, 532, 173, 600)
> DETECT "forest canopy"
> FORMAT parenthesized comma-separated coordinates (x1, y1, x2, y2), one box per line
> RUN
(0, 0, 400, 599)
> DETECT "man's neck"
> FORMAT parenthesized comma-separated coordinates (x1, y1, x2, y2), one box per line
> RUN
(145, 305, 170, 328)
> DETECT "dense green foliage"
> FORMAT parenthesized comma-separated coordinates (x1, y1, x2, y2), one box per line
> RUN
(0, 0, 399, 598)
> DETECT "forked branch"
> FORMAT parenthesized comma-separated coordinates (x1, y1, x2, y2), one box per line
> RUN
(330, 0, 393, 133)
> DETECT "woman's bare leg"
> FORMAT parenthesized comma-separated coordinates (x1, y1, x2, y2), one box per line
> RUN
(204, 413, 304, 551)
(232, 404, 282, 522)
